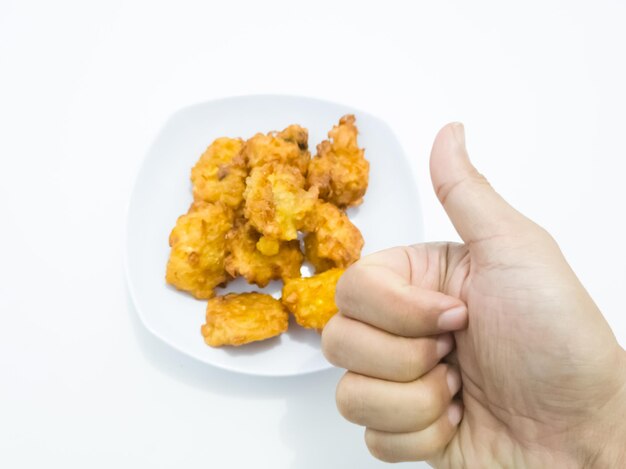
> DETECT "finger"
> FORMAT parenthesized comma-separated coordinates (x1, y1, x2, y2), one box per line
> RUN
(353, 243, 464, 293)
(364, 400, 463, 463)
(335, 364, 462, 433)
(322, 313, 455, 382)
(430, 123, 531, 245)
(336, 261, 468, 336)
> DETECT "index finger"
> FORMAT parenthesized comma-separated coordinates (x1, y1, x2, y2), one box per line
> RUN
(335, 251, 467, 337)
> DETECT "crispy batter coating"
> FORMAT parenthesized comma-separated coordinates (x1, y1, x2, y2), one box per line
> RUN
(166, 117, 370, 346)
(225, 222, 303, 287)
(281, 268, 344, 330)
(303, 201, 364, 272)
(243, 125, 310, 174)
(201, 293, 289, 347)
(244, 163, 318, 241)
(307, 115, 369, 208)
(191, 137, 247, 209)
(165, 202, 233, 299)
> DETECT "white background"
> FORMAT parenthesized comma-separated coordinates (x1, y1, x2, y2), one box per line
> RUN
(1, 1, 625, 468)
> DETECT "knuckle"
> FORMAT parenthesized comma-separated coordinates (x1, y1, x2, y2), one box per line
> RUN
(472, 171, 491, 188)
(335, 373, 361, 421)
(321, 316, 343, 366)
(334, 264, 360, 311)
(365, 429, 398, 463)
(335, 263, 378, 315)
(437, 171, 491, 207)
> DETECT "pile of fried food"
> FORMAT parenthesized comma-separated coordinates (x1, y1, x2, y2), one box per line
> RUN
(165, 115, 369, 347)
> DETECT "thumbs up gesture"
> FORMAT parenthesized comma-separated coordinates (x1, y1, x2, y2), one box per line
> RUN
(322, 123, 626, 468)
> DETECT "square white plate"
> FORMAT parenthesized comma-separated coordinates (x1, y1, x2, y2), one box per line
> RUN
(125, 95, 423, 376)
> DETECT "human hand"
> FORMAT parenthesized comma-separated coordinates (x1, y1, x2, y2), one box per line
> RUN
(322, 123, 626, 468)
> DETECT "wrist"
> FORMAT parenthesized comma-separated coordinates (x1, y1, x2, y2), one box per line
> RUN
(576, 349, 626, 468)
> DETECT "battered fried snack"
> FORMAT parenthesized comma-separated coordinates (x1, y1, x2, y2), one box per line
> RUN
(165, 201, 233, 299)
(166, 116, 369, 348)
(281, 268, 344, 330)
(201, 293, 289, 347)
(243, 125, 310, 174)
(307, 115, 369, 208)
(191, 137, 247, 209)
(225, 222, 303, 287)
(303, 201, 364, 272)
(244, 163, 318, 241)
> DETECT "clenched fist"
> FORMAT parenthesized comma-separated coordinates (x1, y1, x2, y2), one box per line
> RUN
(322, 124, 626, 468)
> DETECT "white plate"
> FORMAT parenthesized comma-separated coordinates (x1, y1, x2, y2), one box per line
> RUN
(125, 95, 423, 376)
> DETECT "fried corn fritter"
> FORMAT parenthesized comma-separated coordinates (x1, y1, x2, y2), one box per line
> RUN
(307, 115, 369, 208)
(167, 116, 369, 347)
(191, 137, 247, 209)
(303, 201, 364, 272)
(225, 222, 303, 287)
(243, 124, 310, 174)
(281, 268, 344, 330)
(165, 202, 233, 299)
(201, 293, 289, 346)
(244, 163, 318, 241)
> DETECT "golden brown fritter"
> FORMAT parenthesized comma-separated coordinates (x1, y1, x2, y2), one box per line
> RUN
(165, 116, 371, 347)
(281, 268, 344, 330)
(303, 201, 364, 272)
(307, 115, 369, 208)
(225, 222, 303, 287)
(243, 125, 310, 174)
(201, 293, 289, 347)
(244, 163, 318, 241)
(191, 137, 247, 209)
(165, 201, 233, 299)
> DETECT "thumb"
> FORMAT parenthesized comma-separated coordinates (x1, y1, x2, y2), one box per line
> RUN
(430, 123, 529, 244)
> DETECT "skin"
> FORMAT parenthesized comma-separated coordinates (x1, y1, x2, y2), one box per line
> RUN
(322, 123, 626, 468)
